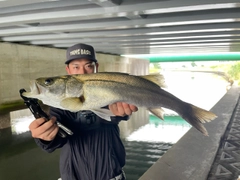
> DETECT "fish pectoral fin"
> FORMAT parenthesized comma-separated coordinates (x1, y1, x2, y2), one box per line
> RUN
(148, 108, 165, 120)
(141, 74, 167, 88)
(60, 97, 83, 112)
(90, 108, 114, 121)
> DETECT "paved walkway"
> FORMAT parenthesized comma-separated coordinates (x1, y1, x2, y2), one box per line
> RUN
(207, 96, 240, 180)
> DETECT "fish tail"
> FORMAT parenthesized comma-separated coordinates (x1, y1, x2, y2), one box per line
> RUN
(182, 104, 217, 136)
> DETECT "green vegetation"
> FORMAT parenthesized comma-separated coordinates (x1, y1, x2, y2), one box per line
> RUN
(149, 63, 161, 73)
(227, 63, 240, 82)
(211, 61, 240, 85)
(0, 100, 25, 115)
(0, 100, 49, 115)
(191, 61, 197, 67)
(150, 61, 240, 85)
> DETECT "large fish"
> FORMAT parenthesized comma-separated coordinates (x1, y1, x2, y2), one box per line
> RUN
(22, 72, 217, 136)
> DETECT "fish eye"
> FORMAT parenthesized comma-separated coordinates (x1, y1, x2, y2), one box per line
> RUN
(44, 78, 54, 85)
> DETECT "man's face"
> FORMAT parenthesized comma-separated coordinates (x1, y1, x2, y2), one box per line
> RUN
(66, 58, 98, 75)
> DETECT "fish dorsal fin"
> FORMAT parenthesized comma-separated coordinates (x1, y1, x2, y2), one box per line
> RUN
(98, 72, 129, 75)
(141, 74, 166, 88)
(148, 107, 165, 120)
(60, 97, 83, 112)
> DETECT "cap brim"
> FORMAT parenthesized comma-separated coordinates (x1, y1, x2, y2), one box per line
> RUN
(65, 57, 97, 64)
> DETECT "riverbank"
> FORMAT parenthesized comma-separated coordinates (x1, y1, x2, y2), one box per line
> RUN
(0, 100, 26, 115)
(0, 101, 49, 129)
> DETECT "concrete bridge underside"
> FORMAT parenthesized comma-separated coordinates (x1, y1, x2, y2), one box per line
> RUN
(1, 42, 240, 179)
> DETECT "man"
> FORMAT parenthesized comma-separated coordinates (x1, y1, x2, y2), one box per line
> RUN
(29, 43, 138, 180)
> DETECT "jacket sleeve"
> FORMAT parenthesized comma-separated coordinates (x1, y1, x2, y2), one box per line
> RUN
(34, 107, 68, 153)
(34, 135, 67, 153)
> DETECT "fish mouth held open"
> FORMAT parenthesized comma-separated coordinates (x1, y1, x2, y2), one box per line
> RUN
(22, 80, 41, 98)
(22, 72, 218, 136)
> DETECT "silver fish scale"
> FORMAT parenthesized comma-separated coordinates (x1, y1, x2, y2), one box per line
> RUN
(82, 79, 172, 110)
(75, 72, 161, 91)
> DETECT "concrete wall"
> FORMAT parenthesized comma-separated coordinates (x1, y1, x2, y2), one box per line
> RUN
(119, 107, 149, 139)
(0, 42, 66, 104)
(97, 53, 149, 75)
(0, 42, 149, 105)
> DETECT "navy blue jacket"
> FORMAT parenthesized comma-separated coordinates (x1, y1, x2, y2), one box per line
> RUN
(35, 107, 127, 180)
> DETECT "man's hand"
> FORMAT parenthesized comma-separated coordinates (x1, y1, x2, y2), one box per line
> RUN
(29, 117, 59, 141)
(109, 102, 138, 116)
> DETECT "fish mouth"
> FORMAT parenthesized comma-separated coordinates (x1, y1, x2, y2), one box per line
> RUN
(22, 80, 41, 98)
(29, 80, 41, 95)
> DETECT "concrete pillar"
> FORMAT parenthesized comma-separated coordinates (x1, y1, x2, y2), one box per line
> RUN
(0, 42, 65, 104)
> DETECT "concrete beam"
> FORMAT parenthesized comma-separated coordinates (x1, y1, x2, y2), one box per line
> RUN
(0, 0, 239, 27)
(0, 11, 239, 36)
(0, 0, 90, 14)
(3, 23, 240, 42)
(89, 0, 122, 7)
